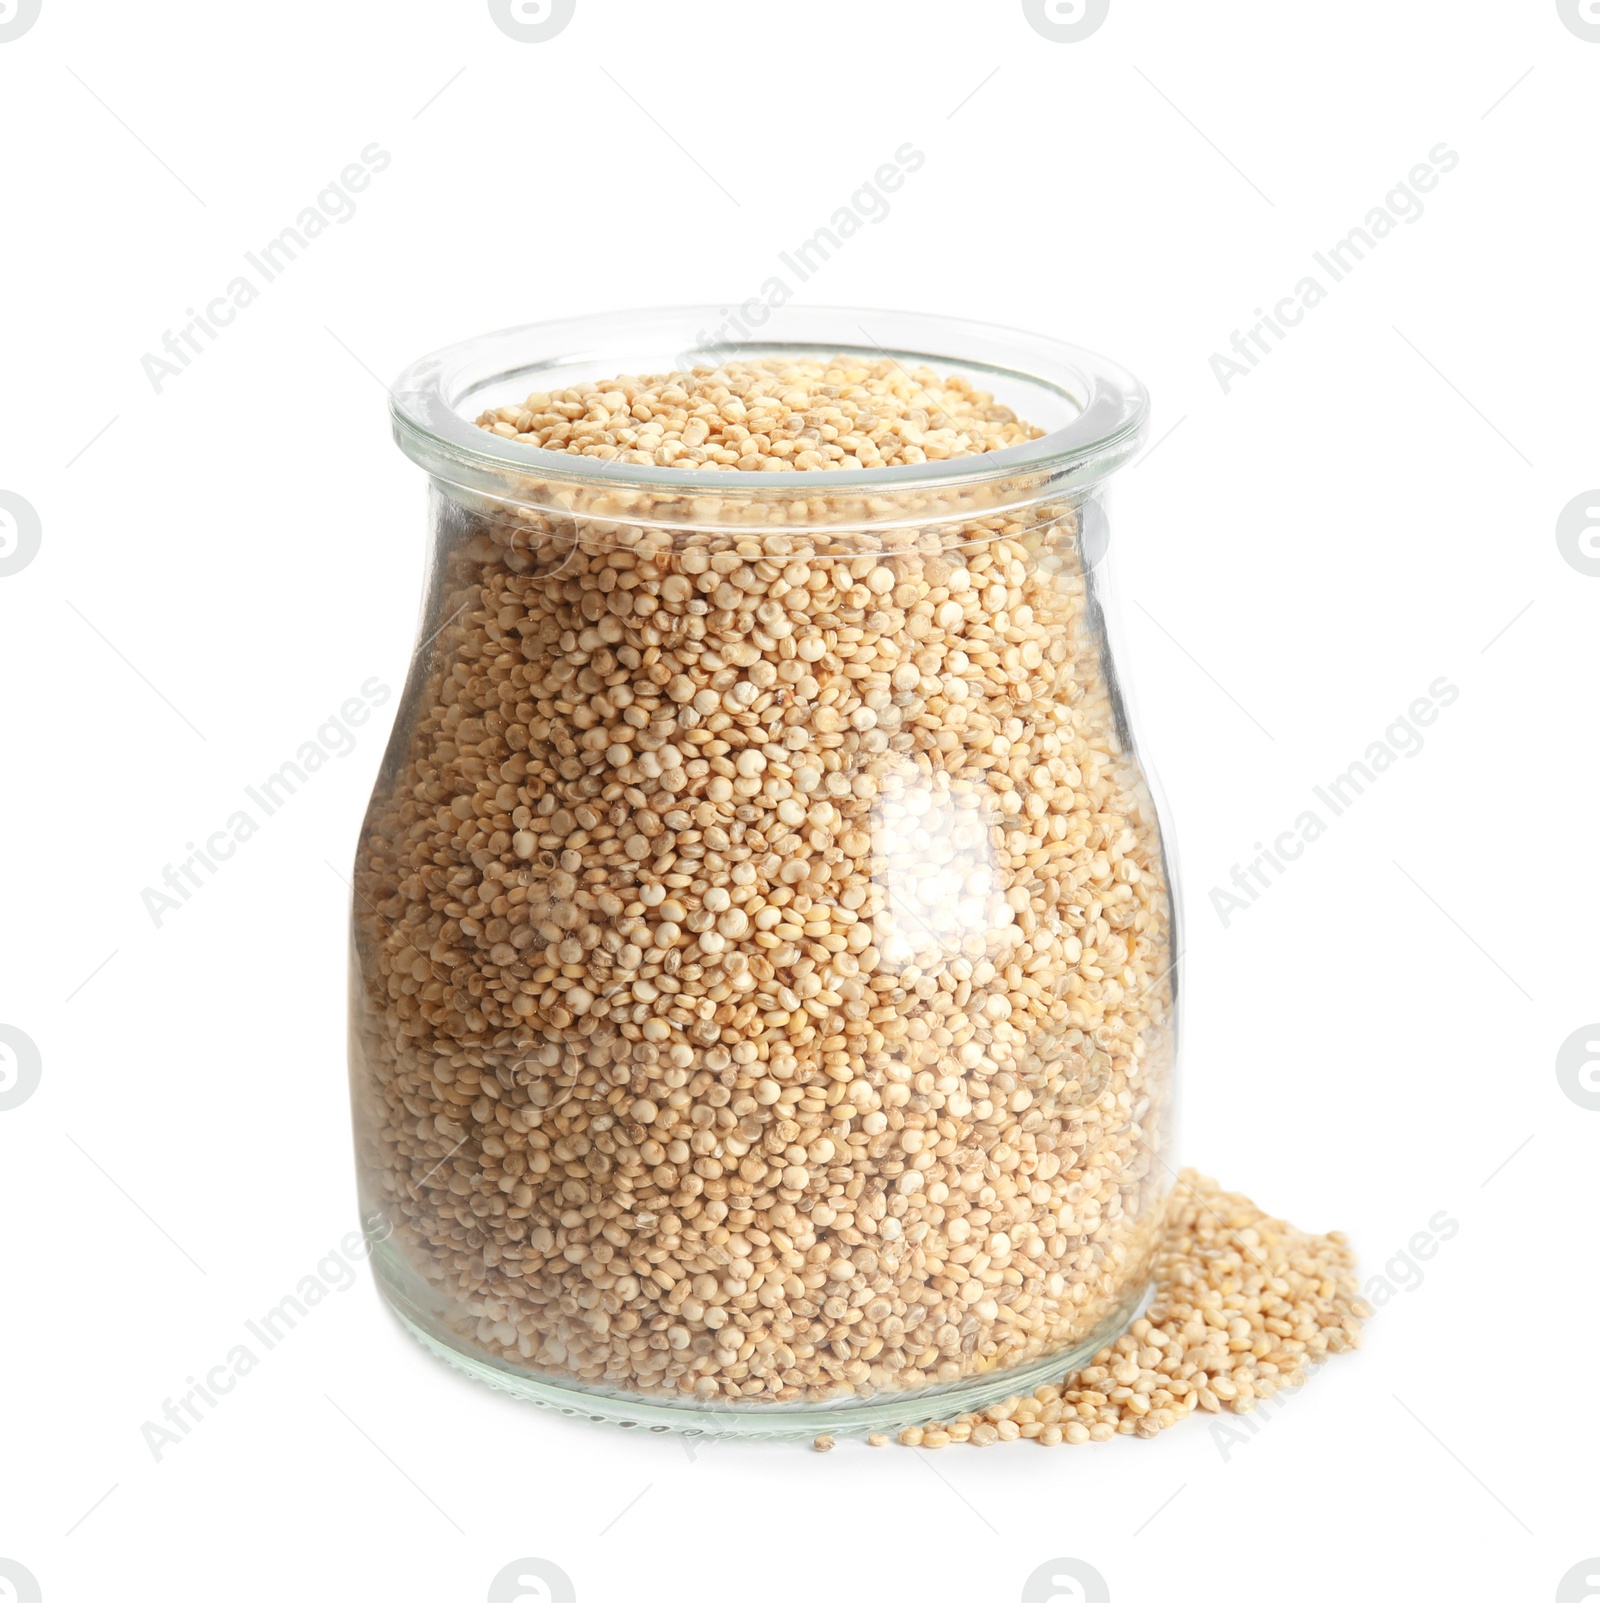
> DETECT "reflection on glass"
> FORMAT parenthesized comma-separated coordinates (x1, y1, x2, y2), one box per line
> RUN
(869, 764, 1014, 976)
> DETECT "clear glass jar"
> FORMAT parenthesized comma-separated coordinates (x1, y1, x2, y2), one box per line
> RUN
(349, 307, 1179, 1438)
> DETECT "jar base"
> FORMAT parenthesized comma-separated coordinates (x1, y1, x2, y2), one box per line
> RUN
(370, 1234, 1148, 1442)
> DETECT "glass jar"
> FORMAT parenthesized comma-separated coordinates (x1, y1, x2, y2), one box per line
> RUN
(349, 307, 1179, 1439)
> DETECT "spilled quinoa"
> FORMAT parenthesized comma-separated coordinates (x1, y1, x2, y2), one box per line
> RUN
(888, 1170, 1370, 1448)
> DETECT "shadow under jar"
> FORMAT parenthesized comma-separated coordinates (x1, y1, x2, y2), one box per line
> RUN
(349, 307, 1179, 1439)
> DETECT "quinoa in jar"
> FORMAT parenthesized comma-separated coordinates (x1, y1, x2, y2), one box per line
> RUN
(350, 308, 1177, 1437)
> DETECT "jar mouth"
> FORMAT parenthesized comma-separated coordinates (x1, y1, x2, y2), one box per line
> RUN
(389, 305, 1149, 501)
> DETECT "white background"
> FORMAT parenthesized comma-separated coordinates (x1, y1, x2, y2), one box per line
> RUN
(2, 2, 1596, 1600)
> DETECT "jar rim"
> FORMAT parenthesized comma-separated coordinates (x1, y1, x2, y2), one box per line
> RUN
(388, 305, 1149, 501)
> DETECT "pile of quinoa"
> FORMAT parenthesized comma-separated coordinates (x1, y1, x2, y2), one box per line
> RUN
(350, 356, 1176, 1407)
(876, 1169, 1370, 1448)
